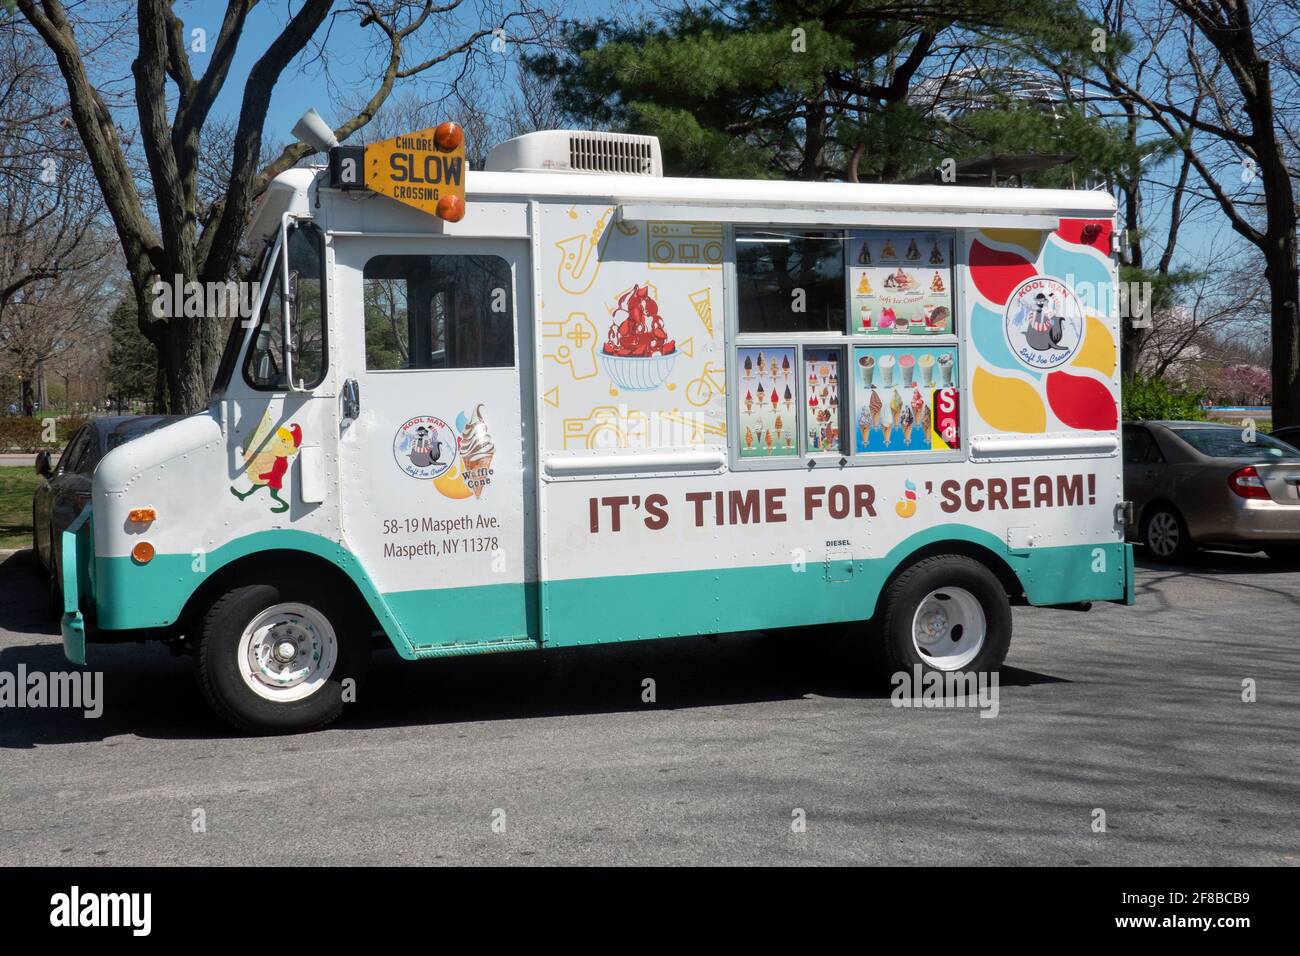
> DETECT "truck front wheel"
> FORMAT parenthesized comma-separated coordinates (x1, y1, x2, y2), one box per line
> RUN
(874, 555, 1012, 676)
(196, 579, 368, 734)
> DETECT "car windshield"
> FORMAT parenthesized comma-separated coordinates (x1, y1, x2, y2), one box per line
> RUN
(1173, 428, 1300, 460)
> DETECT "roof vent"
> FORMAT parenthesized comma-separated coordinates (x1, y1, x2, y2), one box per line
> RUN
(484, 130, 662, 176)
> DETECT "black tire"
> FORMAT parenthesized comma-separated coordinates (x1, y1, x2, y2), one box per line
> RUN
(31, 505, 43, 572)
(196, 577, 369, 734)
(1141, 504, 1195, 563)
(1264, 545, 1300, 565)
(872, 554, 1012, 677)
(47, 534, 63, 620)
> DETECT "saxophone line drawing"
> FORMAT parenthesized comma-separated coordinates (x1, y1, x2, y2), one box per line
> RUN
(555, 207, 614, 295)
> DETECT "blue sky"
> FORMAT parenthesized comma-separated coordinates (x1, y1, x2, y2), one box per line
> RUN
(169, 0, 1238, 275)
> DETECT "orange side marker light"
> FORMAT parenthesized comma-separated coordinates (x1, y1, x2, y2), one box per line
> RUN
(132, 541, 155, 564)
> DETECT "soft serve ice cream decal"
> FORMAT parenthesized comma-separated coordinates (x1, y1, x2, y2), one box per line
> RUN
(393, 406, 495, 499)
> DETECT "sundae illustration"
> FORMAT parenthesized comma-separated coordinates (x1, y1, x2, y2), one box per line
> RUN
(930, 272, 945, 293)
(857, 243, 871, 265)
(601, 284, 677, 391)
(879, 307, 897, 330)
(881, 239, 897, 260)
(929, 242, 944, 265)
(906, 238, 921, 261)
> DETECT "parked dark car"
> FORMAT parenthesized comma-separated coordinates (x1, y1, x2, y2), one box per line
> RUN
(1123, 421, 1300, 562)
(33, 415, 178, 610)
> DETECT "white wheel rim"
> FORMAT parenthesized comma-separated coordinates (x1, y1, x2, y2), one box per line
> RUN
(911, 586, 987, 671)
(1148, 512, 1180, 558)
(236, 602, 337, 703)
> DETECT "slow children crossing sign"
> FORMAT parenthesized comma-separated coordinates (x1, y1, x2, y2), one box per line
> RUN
(332, 123, 467, 222)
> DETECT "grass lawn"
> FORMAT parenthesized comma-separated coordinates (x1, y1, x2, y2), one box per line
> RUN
(0, 465, 38, 550)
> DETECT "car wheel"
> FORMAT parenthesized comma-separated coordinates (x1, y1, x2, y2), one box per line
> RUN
(1142, 505, 1195, 563)
(872, 555, 1012, 677)
(196, 577, 369, 734)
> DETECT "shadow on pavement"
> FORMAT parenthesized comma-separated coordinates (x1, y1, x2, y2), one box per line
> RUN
(0, 547, 1066, 745)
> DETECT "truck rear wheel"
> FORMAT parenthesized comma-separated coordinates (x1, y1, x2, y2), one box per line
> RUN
(873, 555, 1012, 676)
(196, 578, 368, 734)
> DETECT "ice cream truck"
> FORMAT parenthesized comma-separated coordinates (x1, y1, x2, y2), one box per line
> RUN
(59, 123, 1134, 732)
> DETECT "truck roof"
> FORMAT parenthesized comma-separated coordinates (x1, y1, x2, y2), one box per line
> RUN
(461, 169, 1117, 220)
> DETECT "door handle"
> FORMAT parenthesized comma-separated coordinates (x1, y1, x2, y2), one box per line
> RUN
(341, 379, 361, 422)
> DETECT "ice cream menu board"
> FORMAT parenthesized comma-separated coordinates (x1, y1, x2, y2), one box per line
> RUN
(738, 346, 797, 457)
(804, 348, 841, 453)
(849, 230, 953, 335)
(853, 345, 959, 454)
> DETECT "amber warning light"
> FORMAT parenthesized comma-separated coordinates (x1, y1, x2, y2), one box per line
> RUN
(329, 123, 466, 222)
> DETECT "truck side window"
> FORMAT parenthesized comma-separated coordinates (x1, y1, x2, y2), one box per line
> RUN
(736, 230, 845, 333)
(363, 255, 514, 370)
(245, 224, 328, 390)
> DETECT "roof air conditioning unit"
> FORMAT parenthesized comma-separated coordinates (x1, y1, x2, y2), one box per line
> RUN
(484, 130, 662, 177)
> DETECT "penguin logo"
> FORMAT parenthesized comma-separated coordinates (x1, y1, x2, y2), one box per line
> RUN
(1003, 277, 1084, 370)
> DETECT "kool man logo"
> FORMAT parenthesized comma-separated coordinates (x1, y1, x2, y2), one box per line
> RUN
(1003, 276, 1085, 370)
(394, 416, 457, 480)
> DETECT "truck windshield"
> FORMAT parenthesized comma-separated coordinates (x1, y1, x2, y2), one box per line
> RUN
(211, 242, 275, 397)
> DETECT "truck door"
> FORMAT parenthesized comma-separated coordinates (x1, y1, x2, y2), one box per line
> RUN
(333, 236, 537, 652)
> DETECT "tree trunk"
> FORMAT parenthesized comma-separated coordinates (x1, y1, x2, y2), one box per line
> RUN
(1266, 231, 1300, 428)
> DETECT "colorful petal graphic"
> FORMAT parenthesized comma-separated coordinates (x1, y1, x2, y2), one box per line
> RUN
(1042, 238, 1113, 318)
(1047, 371, 1117, 431)
(969, 240, 1037, 306)
(1056, 218, 1113, 255)
(972, 367, 1046, 434)
(979, 229, 1046, 261)
(1073, 315, 1116, 378)
(971, 302, 1042, 378)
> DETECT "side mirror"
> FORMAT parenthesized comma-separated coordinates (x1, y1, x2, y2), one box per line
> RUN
(34, 450, 51, 478)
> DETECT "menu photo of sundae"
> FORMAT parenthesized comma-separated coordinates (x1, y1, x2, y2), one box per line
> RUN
(853, 345, 959, 455)
(850, 229, 953, 336)
(737, 346, 797, 458)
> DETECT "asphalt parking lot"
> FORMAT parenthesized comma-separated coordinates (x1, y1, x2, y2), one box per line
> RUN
(0, 548, 1296, 866)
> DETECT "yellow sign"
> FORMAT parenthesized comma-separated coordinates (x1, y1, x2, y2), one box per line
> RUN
(365, 126, 466, 220)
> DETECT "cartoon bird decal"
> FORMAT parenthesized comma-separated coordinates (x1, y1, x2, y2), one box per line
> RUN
(230, 411, 302, 514)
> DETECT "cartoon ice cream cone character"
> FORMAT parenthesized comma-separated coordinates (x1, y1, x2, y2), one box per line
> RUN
(458, 404, 495, 498)
(231, 416, 302, 514)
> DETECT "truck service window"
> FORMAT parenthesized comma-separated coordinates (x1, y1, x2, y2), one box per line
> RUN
(732, 226, 959, 467)
(736, 230, 845, 334)
(363, 255, 514, 370)
(244, 225, 327, 390)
